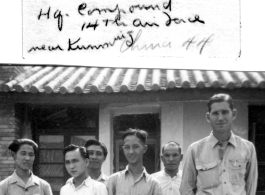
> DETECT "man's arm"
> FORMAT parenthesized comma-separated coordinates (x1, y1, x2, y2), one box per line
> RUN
(152, 180, 163, 195)
(106, 174, 116, 195)
(245, 143, 258, 195)
(179, 145, 197, 195)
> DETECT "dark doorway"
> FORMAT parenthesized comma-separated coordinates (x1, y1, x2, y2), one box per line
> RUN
(249, 106, 265, 195)
(113, 113, 160, 174)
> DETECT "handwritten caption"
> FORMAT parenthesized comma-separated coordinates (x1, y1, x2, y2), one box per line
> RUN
(24, 0, 214, 55)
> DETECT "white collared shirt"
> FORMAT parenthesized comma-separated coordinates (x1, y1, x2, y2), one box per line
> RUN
(0, 171, 52, 195)
(60, 176, 108, 195)
(151, 169, 182, 195)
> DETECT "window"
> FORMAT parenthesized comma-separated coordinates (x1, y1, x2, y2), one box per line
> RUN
(32, 106, 98, 195)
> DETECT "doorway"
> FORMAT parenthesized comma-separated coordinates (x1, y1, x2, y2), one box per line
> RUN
(249, 105, 265, 195)
(113, 113, 160, 174)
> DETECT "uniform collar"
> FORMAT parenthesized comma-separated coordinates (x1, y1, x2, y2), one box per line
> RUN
(9, 171, 40, 188)
(163, 169, 180, 178)
(209, 131, 237, 148)
(97, 172, 108, 182)
(124, 165, 149, 182)
(68, 176, 92, 188)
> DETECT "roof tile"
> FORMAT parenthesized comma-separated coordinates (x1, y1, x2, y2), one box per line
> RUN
(1, 66, 265, 94)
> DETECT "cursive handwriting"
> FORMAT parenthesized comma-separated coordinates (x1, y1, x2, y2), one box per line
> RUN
(120, 29, 171, 53)
(28, 44, 64, 53)
(182, 34, 214, 54)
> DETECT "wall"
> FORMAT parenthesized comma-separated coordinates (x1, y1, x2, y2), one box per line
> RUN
(0, 102, 21, 181)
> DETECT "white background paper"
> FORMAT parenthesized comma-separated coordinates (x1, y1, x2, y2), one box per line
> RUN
(0, 0, 264, 71)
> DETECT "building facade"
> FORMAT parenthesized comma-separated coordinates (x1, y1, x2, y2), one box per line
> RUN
(0, 65, 265, 195)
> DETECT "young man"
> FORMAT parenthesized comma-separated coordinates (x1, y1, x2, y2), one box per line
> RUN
(0, 138, 52, 195)
(152, 141, 183, 195)
(85, 139, 108, 184)
(107, 128, 162, 195)
(180, 94, 258, 195)
(60, 144, 107, 195)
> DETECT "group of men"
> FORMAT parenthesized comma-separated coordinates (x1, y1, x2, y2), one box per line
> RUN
(0, 93, 258, 195)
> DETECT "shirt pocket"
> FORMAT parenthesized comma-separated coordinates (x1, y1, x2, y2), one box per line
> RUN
(195, 161, 219, 190)
(228, 159, 247, 185)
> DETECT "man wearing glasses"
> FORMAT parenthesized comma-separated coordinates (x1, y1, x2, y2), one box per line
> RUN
(180, 94, 258, 195)
(107, 128, 162, 195)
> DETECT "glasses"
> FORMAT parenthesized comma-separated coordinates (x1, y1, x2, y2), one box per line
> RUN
(122, 145, 140, 151)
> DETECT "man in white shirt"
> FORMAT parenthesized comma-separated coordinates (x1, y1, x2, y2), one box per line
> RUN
(85, 139, 109, 185)
(152, 141, 183, 195)
(60, 144, 107, 195)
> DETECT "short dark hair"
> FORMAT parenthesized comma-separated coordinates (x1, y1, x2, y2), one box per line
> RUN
(207, 94, 234, 112)
(162, 141, 181, 154)
(122, 128, 148, 145)
(8, 138, 38, 154)
(64, 144, 88, 159)
(84, 139, 108, 158)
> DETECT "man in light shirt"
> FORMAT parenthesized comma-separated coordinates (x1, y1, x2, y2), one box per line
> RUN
(180, 93, 258, 195)
(60, 144, 107, 195)
(107, 128, 162, 195)
(85, 139, 108, 184)
(152, 141, 183, 195)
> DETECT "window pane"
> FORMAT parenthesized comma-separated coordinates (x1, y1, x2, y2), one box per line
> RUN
(70, 136, 95, 146)
(39, 150, 64, 163)
(39, 165, 64, 177)
(39, 135, 64, 149)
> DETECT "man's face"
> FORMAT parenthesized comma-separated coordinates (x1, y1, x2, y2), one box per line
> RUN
(206, 101, 237, 135)
(161, 144, 182, 172)
(65, 149, 88, 179)
(123, 135, 147, 165)
(87, 145, 105, 170)
(14, 144, 35, 171)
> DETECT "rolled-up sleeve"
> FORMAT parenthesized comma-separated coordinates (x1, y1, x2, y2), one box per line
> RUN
(180, 145, 197, 195)
(245, 143, 258, 195)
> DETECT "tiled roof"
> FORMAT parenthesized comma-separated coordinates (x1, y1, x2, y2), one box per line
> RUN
(1, 66, 265, 94)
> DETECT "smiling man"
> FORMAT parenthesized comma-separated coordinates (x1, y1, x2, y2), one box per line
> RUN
(0, 139, 52, 195)
(152, 142, 183, 195)
(60, 144, 107, 195)
(84, 139, 108, 184)
(107, 128, 162, 195)
(180, 94, 258, 195)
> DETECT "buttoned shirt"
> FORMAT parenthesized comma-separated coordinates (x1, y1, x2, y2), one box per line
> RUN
(151, 169, 182, 195)
(97, 173, 109, 185)
(180, 131, 258, 195)
(107, 165, 162, 195)
(60, 176, 107, 195)
(0, 171, 52, 195)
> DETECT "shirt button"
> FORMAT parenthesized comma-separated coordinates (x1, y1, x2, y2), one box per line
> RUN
(169, 187, 172, 190)
(25, 189, 28, 191)
(224, 182, 226, 184)
(223, 170, 225, 172)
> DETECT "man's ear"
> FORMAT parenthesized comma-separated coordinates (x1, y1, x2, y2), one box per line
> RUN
(180, 154, 183, 161)
(206, 112, 210, 123)
(143, 145, 148, 153)
(85, 158, 89, 166)
(232, 109, 237, 120)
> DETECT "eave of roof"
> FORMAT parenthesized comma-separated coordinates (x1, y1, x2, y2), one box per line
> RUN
(1, 66, 265, 94)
